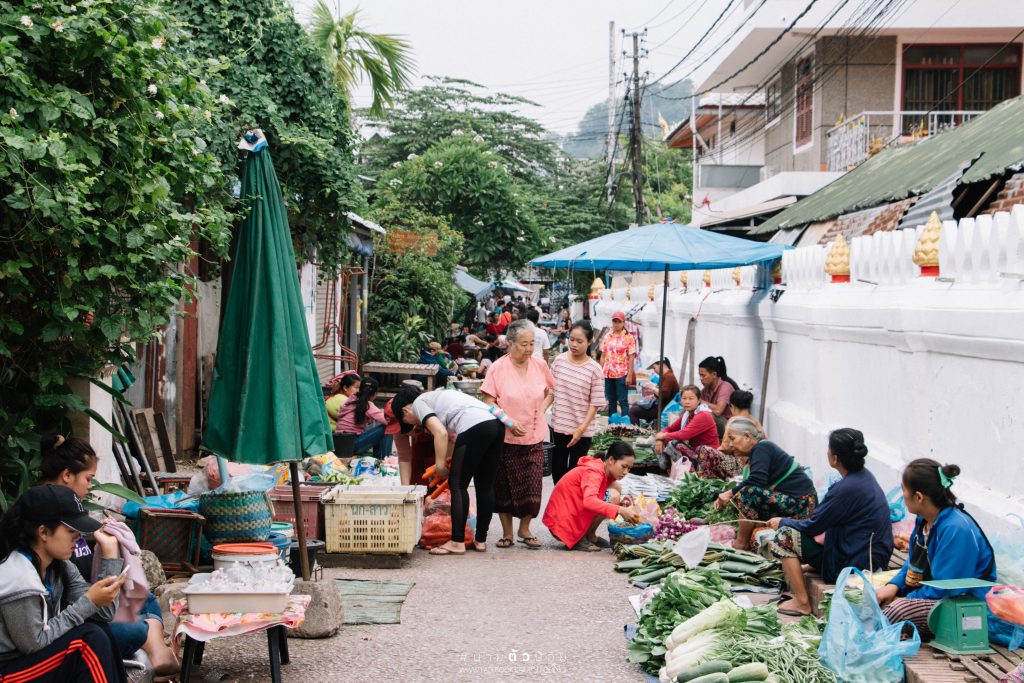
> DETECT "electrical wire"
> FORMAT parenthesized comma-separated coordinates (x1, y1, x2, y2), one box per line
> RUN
(648, 0, 746, 88)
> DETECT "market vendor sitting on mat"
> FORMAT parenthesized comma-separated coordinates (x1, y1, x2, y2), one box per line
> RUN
(653, 384, 719, 471)
(758, 428, 893, 617)
(713, 417, 817, 550)
(875, 459, 1014, 644)
(542, 442, 640, 552)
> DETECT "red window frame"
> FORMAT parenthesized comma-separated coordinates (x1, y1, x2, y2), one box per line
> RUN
(794, 56, 814, 148)
(901, 42, 1022, 112)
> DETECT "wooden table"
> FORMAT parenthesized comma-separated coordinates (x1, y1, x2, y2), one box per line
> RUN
(361, 362, 441, 392)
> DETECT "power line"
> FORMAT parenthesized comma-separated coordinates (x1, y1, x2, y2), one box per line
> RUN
(648, 0, 713, 52)
(648, 0, 745, 88)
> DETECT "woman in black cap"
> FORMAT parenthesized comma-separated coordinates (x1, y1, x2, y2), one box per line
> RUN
(0, 484, 127, 682)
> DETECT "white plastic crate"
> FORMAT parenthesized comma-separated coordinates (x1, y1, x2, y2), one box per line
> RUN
(321, 485, 425, 554)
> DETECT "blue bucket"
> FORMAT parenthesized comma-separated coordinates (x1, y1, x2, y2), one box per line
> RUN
(266, 532, 291, 562)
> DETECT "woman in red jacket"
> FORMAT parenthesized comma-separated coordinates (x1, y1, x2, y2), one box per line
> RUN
(542, 442, 639, 552)
(654, 385, 721, 473)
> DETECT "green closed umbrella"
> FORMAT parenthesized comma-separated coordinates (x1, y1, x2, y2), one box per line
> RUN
(204, 131, 332, 579)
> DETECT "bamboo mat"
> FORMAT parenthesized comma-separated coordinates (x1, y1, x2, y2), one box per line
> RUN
(335, 579, 414, 625)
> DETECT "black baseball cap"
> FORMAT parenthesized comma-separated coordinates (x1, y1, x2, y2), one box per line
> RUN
(18, 485, 102, 534)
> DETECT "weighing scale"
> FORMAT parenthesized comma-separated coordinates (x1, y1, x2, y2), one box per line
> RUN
(921, 578, 999, 655)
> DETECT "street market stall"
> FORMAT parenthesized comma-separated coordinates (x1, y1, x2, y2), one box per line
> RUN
(530, 223, 789, 421)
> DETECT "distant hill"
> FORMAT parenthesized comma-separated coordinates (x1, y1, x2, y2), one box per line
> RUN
(560, 80, 693, 159)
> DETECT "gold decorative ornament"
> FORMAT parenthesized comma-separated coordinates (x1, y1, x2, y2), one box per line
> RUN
(680, 272, 688, 289)
(588, 277, 604, 299)
(912, 211, 942, 277)
(770, 259, 783, 284)
(824, 234, 851, 283)
(625, 285, 631, 300)
(648, 284, 655, 301)
(732, 266, 742, 286)
(702, 270, 711, 287)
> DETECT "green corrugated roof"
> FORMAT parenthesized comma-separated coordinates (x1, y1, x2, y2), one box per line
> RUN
(752, 96, 1024, 234)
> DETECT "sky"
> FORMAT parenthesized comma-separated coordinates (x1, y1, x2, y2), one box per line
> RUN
(286, 0, 728, 134)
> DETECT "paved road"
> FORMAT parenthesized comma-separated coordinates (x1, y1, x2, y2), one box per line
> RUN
(193, 480, 646, 682)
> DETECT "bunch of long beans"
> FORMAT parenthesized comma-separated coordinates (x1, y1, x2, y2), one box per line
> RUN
(711, 635, 837, 683)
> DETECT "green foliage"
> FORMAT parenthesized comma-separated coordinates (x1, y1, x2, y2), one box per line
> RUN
(168, 0, 364, 271)
(0, 0, 235, 504)
(380, 137, 543, 277)
(360, 77, 558, 185)
(307, 1, 414, 118)
(365, 198, 464, 362)
(631, 140, 694, 224)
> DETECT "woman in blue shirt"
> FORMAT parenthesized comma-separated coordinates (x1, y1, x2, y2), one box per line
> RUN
(876, 459, 1001, 642)
(760, 428, 892, 616)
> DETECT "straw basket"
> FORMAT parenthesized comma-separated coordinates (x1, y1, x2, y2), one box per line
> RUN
(199, 490, 273, 545)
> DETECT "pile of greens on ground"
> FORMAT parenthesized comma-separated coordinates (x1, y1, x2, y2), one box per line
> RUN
(654, 598, 835, 683)
(614, 541, 783, 589)
(663, 477, 734, 524)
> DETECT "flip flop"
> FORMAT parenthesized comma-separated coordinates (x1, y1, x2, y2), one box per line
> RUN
(591, 536, 611, 548)
(429, 546, 465, 556)
(495, 537, 514, 548)
(517, 535, 541, 549)
(469, 541, 487, 552)
(574, 539, 602, 552)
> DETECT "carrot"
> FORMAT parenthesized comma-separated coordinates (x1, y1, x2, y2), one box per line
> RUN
(429, 480, 449, 499)
(422, 466, 436, 481)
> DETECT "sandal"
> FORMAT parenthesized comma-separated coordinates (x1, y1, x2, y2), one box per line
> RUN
(470, 541, 487, 552)
(517, 535, 541, 550)
(495, 537, 514, 548)
(591, 536, 611, 548)
(429, 545, 465, 556)
(574, 539, 602, 552)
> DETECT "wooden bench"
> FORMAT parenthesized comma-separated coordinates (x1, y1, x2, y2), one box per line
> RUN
(360, 362, 440, 393)
(804, 547, 909, 616)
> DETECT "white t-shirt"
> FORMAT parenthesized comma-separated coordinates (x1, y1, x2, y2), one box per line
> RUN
(532, 327, 551, 358)
(412, 389, 495, 435)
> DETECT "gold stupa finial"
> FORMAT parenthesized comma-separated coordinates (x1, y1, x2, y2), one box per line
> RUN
(702, 270, 711, 287)
(648, 283, 655, 301)
(680, 272, 688, 289)
(625, 284, 631, 301)
(913, 211, 942, 276)
(588, 277, 604, 299)
(825, 234, 851, 283)
(770, 259, 783, 284)
(732, 266, 742, 286)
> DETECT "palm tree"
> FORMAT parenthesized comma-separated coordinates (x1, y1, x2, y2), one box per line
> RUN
(308, 1, 415, 117)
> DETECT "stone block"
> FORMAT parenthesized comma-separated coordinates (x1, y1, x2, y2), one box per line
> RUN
(140, 550, 166, 590)
(288, 579, 343, 639)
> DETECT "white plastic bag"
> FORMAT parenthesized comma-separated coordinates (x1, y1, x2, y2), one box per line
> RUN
(672, 525, 711, 569)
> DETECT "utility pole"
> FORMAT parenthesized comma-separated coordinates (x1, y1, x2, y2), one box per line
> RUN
(605, 21, 616, 200)
(629, 31, 647, 225)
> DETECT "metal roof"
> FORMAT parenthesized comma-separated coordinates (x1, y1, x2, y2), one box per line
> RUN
(752, 96, 1024, 234)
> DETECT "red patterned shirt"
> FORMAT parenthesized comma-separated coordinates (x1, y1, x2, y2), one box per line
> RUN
(599, 331, 637, 379)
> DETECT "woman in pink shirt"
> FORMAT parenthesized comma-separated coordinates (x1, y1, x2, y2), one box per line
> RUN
(481, 320, 555, 549)
(335, 377, 392, 459)
(599, 311, 637, 418)
(699, 356, 739, 438)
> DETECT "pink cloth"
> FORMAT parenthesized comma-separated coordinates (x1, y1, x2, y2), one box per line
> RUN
(90, 519, 148, 623)
(335, 398, 386, 434)
(599, 331, 637, 379)
(549, 353, 604, 437)
(480, 355, 554, 445)
(701, 379, 735, 419)
(171, 595, 310, 646)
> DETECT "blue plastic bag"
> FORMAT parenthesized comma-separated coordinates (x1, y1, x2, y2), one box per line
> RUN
(660, 394, 682, 429)
(819, 567, 921, 683)
(607, 522, 654, 545)
(121, 490, 200, 519)
(885, 486, 907, 523)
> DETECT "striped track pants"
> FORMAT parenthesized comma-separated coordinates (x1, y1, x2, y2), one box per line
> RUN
(0, 622, 124, 683)
(883, 597, 939, 640)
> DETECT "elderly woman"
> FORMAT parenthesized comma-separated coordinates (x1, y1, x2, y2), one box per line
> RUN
(480, 319, 555, 549)
(713, 417, 817, 549)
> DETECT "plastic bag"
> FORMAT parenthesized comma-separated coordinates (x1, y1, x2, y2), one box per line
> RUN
(668, 457, 691, 481)
(608, 522, 654, 545)
(632, 494, 661, 526)
(122, 491, 200, 519)
(819, 567, 920, 683)
(660, 395, 682, 429)
(886, 486, 907, 522)
(987, 585, 1024, 627)
(418, 512, 472, 549)
(993, 514, 1024, 587)
(673, 524, 710, 569)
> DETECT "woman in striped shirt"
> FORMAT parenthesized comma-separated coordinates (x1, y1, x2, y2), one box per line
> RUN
(549, 321, 606, 483)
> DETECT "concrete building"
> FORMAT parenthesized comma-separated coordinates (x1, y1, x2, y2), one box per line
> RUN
(665, 0, 1024, 232)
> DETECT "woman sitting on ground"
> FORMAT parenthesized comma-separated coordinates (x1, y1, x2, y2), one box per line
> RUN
(713, 417, 817, 549)
(653, 385, 720, 472)
(698, 356, 739, 437)
(543, 442, 640, 552)
(876, 459, 1011, 644)
(728, 390, 764, 435)
(760, 428, 893, 616)
(335, 377, 393, 459)
(324, 372, 360, 432)
(0, 485, 128, 682)
(38, 436, 179, 676)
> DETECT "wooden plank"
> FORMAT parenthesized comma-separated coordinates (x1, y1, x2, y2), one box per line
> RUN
(132, 409, 161, 470)
(153, 412, 176, 472)
(958, 657, 1000, 683)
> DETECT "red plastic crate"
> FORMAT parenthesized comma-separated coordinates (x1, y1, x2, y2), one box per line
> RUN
(269, 485, 325, 540)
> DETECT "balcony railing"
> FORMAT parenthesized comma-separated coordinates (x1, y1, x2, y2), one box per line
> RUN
(826, 110, 985, 172)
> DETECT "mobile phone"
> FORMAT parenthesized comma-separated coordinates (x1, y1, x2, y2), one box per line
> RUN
(117, 566, 130, 581)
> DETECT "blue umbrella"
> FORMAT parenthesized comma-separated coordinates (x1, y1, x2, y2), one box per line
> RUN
(529, 223, 790, 419)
